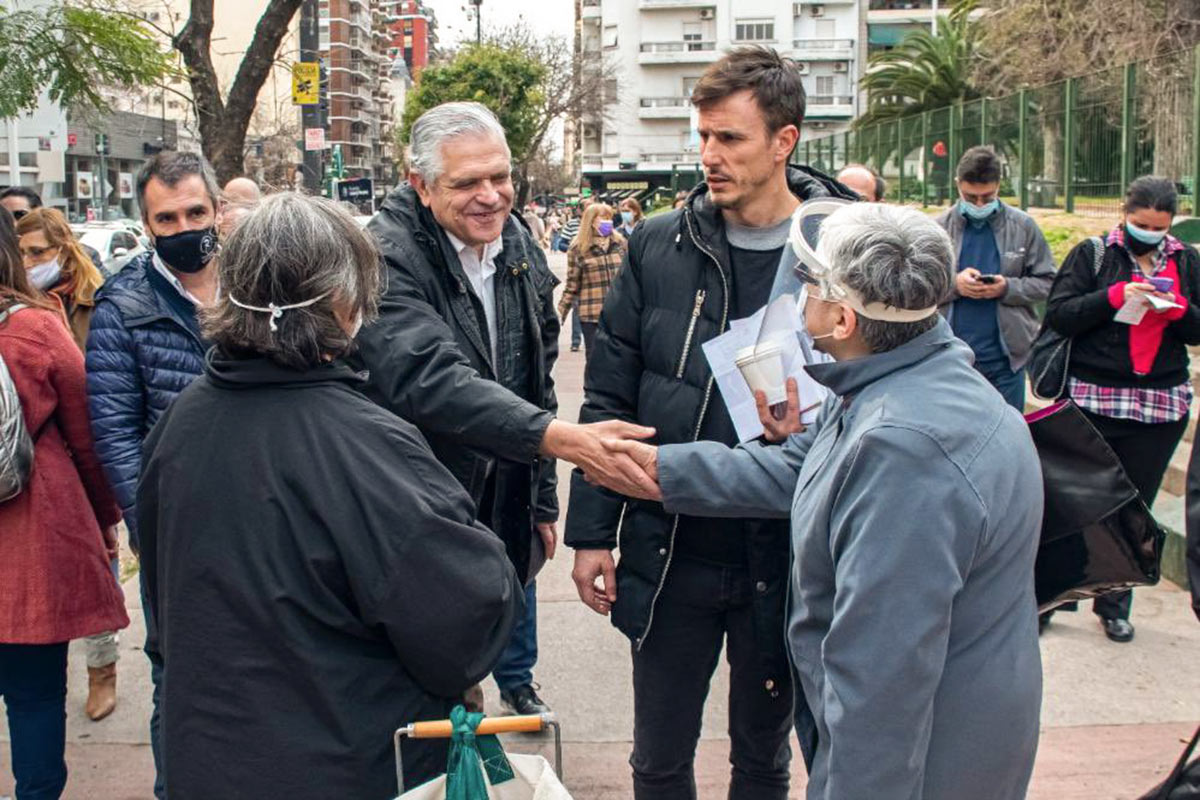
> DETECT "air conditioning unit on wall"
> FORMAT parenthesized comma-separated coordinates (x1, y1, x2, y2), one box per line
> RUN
(811, 5, 825, 17)
(797, 63, 810, 74)
(834, 62, 848, 72)
(699, 7, 714, 20)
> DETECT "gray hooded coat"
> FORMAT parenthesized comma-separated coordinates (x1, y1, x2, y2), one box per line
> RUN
(657, 319, 1043, 800)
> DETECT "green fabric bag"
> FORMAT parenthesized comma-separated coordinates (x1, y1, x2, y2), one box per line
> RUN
(444, 705, 515, 800)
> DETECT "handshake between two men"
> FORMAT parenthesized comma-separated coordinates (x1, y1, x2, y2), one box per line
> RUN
(552, 378, 808, 617)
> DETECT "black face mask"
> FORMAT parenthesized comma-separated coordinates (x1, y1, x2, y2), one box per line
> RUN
(153, 227, 217, 274)
(1125, 226, 1160, 257)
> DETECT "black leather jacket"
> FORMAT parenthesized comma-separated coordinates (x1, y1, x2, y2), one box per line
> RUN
(353, 184, 560, 585)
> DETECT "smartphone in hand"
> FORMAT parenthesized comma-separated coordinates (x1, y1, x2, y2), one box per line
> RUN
(977, 275, 999, 285)
(1148, 276, 1174, 293)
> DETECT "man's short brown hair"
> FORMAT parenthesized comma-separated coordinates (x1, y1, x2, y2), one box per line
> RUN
(690, 46, 807, 134)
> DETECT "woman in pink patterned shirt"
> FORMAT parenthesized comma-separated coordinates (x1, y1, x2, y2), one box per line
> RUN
(1044, 176, 1200, 643)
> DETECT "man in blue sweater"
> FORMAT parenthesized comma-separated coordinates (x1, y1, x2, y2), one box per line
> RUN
(936, 146, 1055, 410)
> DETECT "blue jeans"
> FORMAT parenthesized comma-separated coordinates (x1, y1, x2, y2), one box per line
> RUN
(493, 582, 538, 692)
(570, 302, 583, 350)
(978, 360, 1026, 411)
(140, 576, 166, 799)
(0, 643, 69, 800)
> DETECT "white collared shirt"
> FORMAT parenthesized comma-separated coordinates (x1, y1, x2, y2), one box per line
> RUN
(152, 252, 207, 307)
(446, 231, 503, 364)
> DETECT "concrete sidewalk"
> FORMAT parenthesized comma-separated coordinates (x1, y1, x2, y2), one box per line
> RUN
(4, 250, 1198, 799)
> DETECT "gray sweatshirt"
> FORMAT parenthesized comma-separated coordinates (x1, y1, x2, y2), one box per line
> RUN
(658, 319, 1043, 800)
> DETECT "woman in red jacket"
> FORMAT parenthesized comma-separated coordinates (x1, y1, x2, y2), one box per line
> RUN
(0, 208, 128, 799)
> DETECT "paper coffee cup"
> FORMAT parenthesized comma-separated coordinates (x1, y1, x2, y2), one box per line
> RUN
(736, 342, 786, 405)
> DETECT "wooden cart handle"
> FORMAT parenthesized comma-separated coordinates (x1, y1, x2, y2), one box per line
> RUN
(409, 714, 546, 739)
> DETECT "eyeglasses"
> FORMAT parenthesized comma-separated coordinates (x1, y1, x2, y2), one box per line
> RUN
(19, 245, 59, 261)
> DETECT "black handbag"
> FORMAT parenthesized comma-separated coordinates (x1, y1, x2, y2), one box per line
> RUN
(1025, 399, 1165, 611)
(1027, 236, 1105, 401)
(1139, 726, 1200, 800)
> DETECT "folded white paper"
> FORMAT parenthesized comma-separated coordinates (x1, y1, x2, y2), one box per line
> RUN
(702, 295, 830, 443)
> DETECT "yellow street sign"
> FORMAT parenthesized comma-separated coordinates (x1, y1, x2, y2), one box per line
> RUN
(292, 62, 319, 105)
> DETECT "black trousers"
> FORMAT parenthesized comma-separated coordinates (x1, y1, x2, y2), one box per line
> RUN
(630, 558, 793, 800)
(580, 321, 599, 360)
(1082, 409, 1188, 620)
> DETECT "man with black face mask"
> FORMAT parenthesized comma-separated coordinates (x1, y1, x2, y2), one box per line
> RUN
(84, 150, 222, 800)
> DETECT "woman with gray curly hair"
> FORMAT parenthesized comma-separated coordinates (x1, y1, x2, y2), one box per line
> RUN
(135, 192, 523, 800)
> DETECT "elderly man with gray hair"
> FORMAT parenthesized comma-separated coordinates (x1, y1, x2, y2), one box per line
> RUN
(354, 101, 654, 718)
(599, 201, 1045, 800)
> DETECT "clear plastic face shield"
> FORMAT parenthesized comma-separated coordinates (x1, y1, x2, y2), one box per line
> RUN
(772, 199, 941, 324)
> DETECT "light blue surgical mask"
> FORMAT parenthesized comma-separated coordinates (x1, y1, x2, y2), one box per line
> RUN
(959, 198, 999, 221)
(621, 211, 634, 225)
(27, 257, 61, 291)
(1125, 221, 1167, 247)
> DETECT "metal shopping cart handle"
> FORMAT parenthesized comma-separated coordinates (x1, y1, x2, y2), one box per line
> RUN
(393, 712, 563, 794)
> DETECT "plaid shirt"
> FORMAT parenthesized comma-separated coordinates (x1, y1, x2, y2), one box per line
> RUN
(1068, 377, 1192, 423)
(558, 238, 626, 323)
(1068, 227, 1193, 423)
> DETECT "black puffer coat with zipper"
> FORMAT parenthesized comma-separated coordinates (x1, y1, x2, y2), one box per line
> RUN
(564, 166, 858, 696)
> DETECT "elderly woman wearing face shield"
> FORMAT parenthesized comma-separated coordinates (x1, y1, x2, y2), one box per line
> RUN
(595, 201, 1045, 800)
(135, 193, 523, 800)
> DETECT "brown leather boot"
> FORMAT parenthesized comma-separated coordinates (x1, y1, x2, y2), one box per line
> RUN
(86, 664, 117, 721)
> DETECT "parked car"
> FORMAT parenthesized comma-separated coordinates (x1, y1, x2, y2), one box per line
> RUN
(72, 223, 146, 276)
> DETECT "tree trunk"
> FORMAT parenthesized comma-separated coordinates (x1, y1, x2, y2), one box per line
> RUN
(175, 0, 303, 185)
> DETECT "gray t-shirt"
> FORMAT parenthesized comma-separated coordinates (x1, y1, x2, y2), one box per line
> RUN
(724, 215, 793, 320)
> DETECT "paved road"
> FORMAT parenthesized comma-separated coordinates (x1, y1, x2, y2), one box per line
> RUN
(4, 250, 1198, 799)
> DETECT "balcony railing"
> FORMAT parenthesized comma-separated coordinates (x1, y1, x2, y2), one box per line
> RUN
(640, 96, 690, 108)
(807, 95, 855, 106)
(640, 40, 716, 54)
(638, 40, 718, 63)
(793, 38, 855, 50)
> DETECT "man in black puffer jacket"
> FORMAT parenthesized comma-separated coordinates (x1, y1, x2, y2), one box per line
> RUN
(565, 47, 857, 799)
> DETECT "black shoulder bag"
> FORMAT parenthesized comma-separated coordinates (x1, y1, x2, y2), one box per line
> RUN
(1027, 236, 1105, 401)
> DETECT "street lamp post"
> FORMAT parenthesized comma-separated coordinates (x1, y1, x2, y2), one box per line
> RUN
(471, 0, 482, 45)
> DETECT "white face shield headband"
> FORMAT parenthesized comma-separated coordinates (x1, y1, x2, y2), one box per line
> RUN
(781, 199, 940, 324)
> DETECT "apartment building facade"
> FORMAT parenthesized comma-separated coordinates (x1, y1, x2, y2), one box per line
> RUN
(578, 0, 867, 195)
(320, 0, 399, 188)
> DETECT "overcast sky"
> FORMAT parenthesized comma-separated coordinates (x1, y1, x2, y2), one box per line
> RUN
(426, 0, 575, 49)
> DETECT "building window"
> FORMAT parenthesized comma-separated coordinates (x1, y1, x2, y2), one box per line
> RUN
(602, 24, 618, 48)
(604, 78, 618, 105)
(735, 19, 774, 42)
(682, 76, 699, 98)
(815, 76, 834, 96)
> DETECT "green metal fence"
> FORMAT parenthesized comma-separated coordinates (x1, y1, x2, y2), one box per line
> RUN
(796, 47, 1200, 216)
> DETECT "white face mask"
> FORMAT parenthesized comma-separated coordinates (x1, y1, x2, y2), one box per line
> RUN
(802, 289, 841, 348)
(27, 257, 62, 291)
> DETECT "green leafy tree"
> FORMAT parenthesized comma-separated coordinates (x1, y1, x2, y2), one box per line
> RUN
(400, 43, 546, 188)
(0, 3, 171, 118)
(856, 0, 981, 128)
